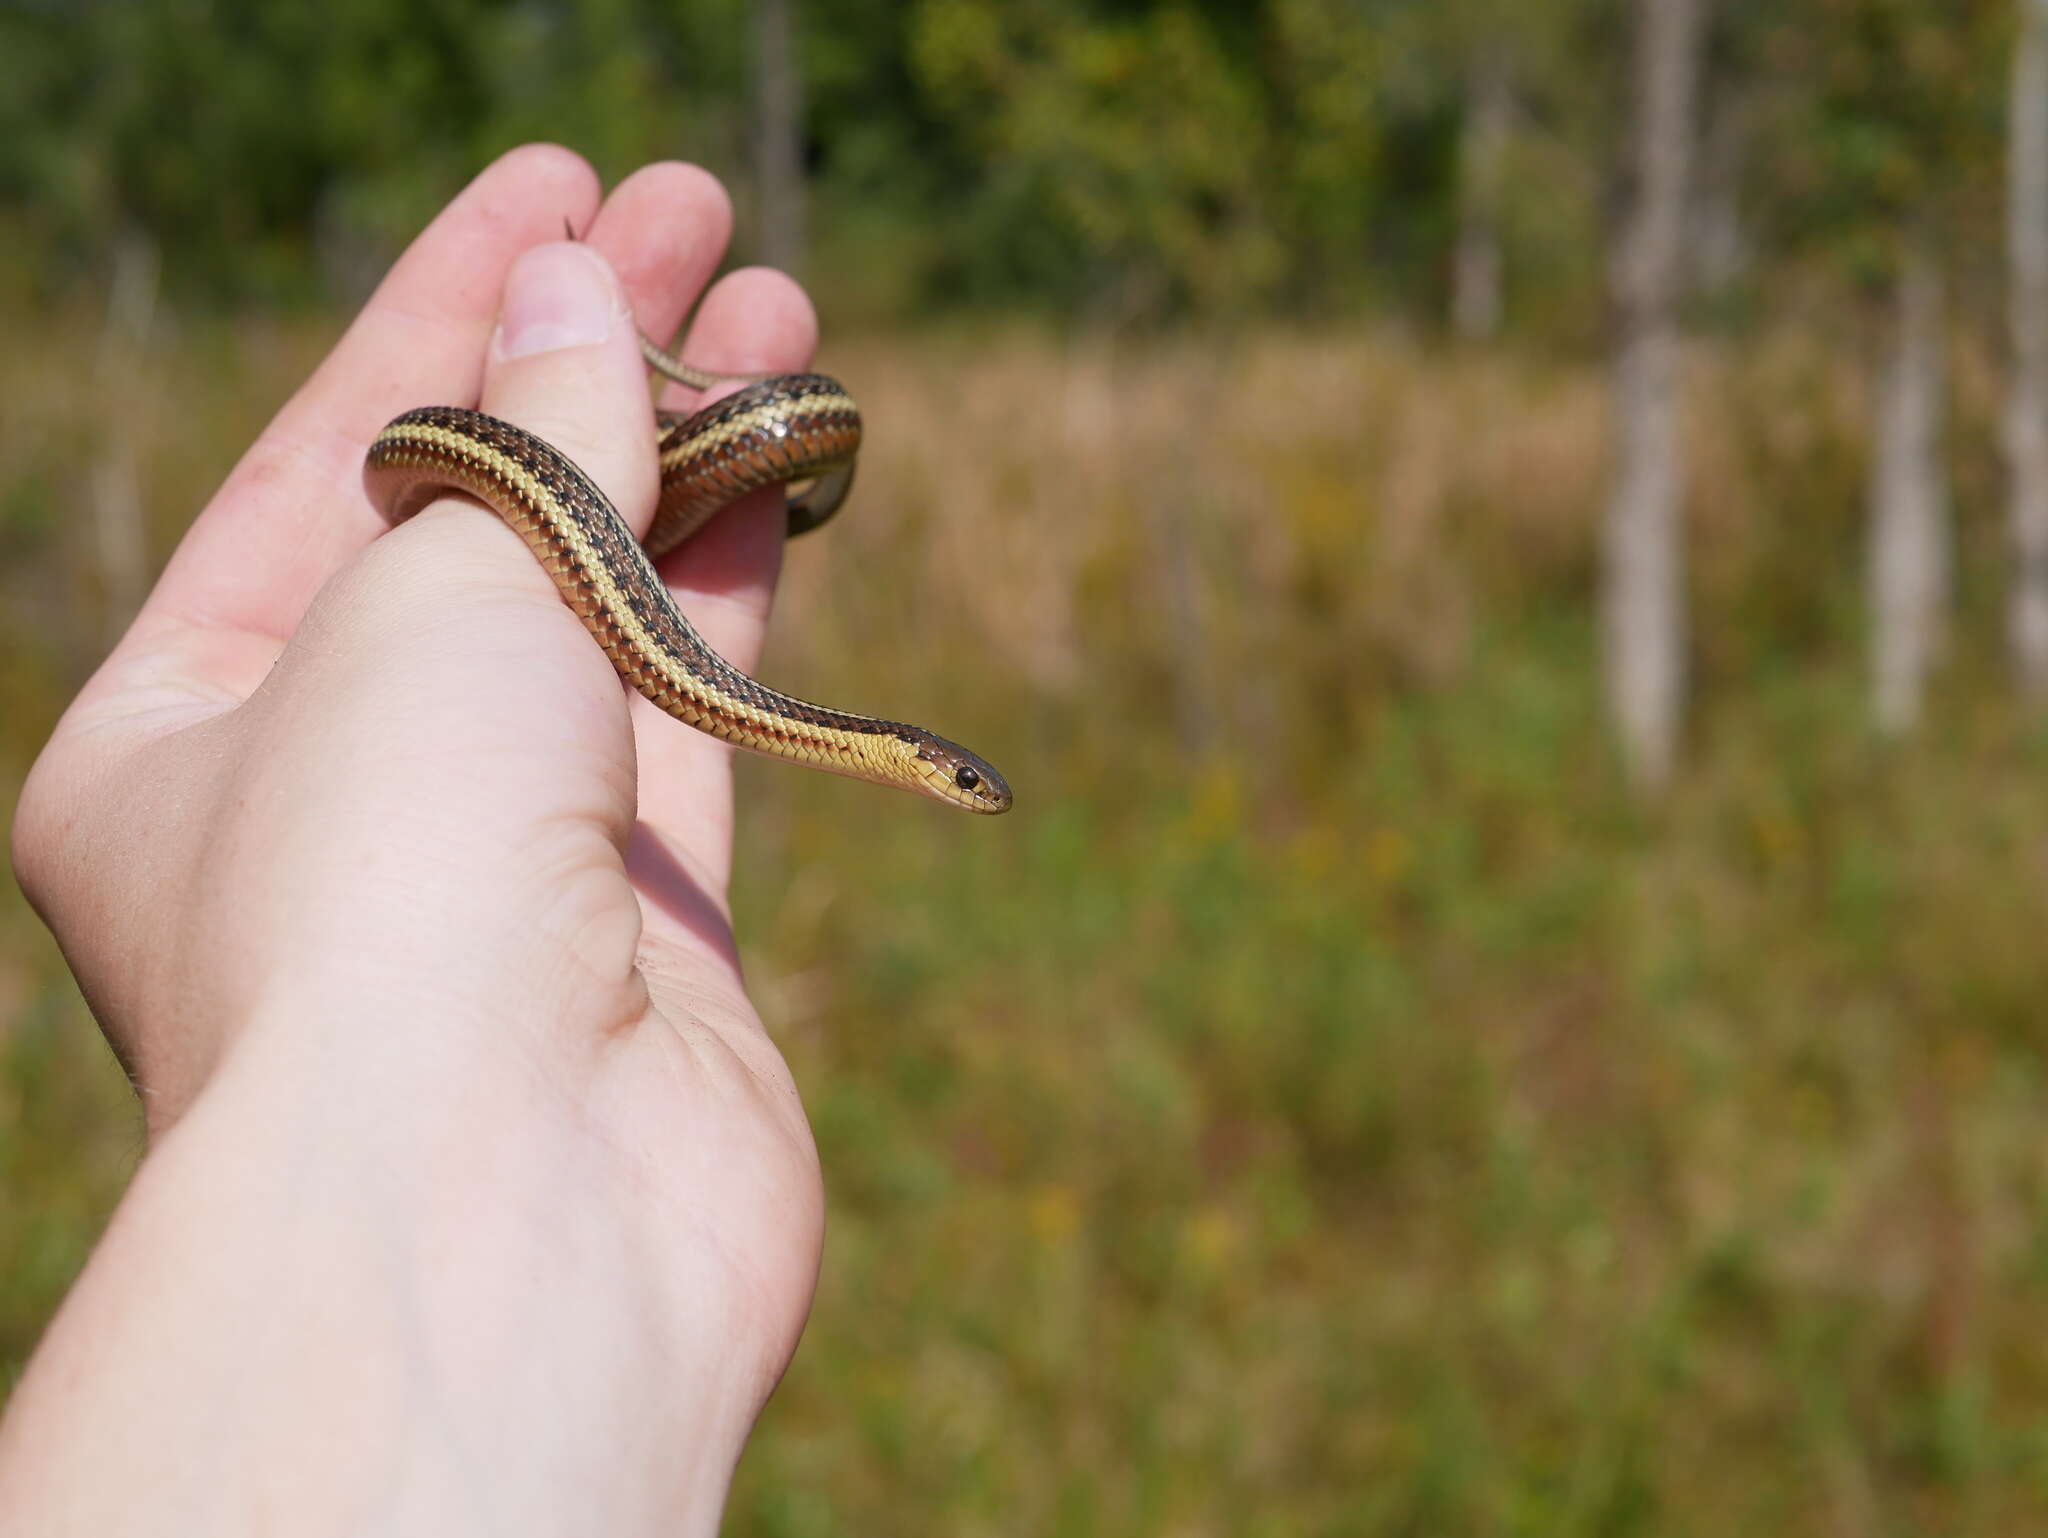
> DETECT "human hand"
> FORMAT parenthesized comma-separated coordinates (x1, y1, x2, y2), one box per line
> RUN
(3, 146, 824, 1535)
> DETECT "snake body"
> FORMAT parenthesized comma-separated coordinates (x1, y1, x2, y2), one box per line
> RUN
(363, 341, 1011, 814)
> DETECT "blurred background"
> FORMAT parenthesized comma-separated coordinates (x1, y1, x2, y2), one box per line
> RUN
(7, 0, 2048, 1530)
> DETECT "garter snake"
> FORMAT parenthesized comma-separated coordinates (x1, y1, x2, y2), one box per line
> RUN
(363, 333, 1012, 814)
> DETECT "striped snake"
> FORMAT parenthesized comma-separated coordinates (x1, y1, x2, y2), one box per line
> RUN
(364, 333, 1011, 814)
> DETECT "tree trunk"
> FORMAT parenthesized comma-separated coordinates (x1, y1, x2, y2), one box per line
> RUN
(1603, 0, 1707, 791)
(751, 0, 806, 276)
(1451, 45, 1511, 341)
(91, 226, 159, 651)
(1870, 238, 1950, 735)
(2008, 0, 2048, 693)
(1691, 94, 1750, 295)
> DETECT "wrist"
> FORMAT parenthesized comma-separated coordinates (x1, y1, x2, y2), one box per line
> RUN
(2, 997, 761, 1537)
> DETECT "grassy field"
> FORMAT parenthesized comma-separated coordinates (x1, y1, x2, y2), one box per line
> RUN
(8, 311, 2048, 1534)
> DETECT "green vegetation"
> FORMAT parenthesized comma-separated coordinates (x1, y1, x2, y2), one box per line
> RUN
(0, 0, 1567, 321)
(7, 311, 2048, 1530)
(7, 0, 2048, 1527)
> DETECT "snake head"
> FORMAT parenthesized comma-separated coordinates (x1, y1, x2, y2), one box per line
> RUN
(902, 731, 1012, 814)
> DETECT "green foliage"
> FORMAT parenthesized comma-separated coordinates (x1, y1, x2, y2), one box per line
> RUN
(0, 0, 1612, 325)
(0, 0, 2023, 330)
(911, 1, 1309, 315)
(0, 0, 740, 300)
(1742, 0, 2009, 285)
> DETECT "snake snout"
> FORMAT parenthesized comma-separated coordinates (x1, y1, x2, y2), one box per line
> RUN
(914, 733, 1012, 814)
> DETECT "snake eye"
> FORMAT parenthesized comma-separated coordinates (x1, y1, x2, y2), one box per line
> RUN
(955, 766, 981, 792)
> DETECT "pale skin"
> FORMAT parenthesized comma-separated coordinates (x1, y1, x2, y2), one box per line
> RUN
(1, 147, 829, 1535)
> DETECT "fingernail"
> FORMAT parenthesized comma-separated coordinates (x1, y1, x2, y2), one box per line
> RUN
(495, 243, 620, 359)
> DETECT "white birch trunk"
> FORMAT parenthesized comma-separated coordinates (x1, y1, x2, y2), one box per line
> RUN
(1452, 45, 1511, 341)
(752, 0, 806, 277)
(2007, 0, 2048, 693)
(1603, 0, 1706, 791)
(1870, 241, 1950, 735)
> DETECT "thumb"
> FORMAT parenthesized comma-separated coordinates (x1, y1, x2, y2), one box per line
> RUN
(477, 240, 659, 533)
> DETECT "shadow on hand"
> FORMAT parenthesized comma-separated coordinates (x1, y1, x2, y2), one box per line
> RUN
(625, 821, 740, 971)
